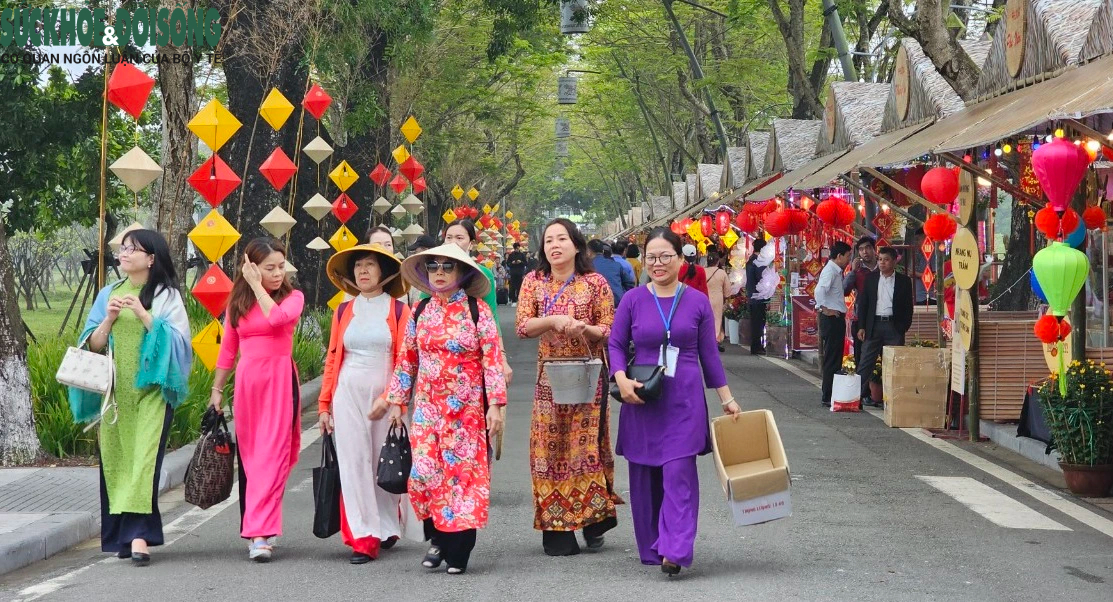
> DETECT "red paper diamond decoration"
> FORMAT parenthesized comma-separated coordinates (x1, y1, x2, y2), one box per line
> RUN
(399, 156, 424, 182)
(302, 83, 332, 120)
(370, 163, 392, 187)
(920, 237, 934, 260)
(192, 265, 233, 319)
(872, 212, 895, 238)
(876, 238, 890, 248)
(106, 61, 156, 120)
(411, 177, 427, 195)
(802, 258, 822, 277)
(804, 280, 817, 297)
(921, 268, 935, 291)
(259, 147, 297, 190)
(188, 155, 241, 208)
(332, 194, 358, 223)
(389, 174, 409, 195)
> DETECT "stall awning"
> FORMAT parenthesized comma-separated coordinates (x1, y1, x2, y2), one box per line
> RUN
(745, 150, 850, 200)
(1049, 55, 1113, 119)
(793, 123, 932, 190)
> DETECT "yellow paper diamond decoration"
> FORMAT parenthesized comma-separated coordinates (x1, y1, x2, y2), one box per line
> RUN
(512, 220, 521, 229)
(505, 211, 514, 220)
(451, 185, 464, 200)
(260, 206, 297, 238)
(259, 88, 294, 131)
(686, 220, 704, 242)
(188, 98, 242, 152)
(721, 228, 739, 249)
(327, 291, 346, 311)
(329, 160, 359, 192)
(392, 145, 410, 165)
(467, 187, 480, 201)
(443, 208, 458, 223)
(697, 240, 708, 255)
(303, 193, 332, 221)
(491, 203, 500, 213)
(189, 209, 241, 262)
(329, 225, 357, 252)
(307, 236, 331, 251)
(372, 196, 392, 215)
(191, 320, 224, 371)
(400, 116, 422, 144)
(482, 203, 493, 215)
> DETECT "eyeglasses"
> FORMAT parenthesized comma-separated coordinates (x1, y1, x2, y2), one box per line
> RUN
(118, 245, 148, 256)
(425, 260, 458, 273)
(644, 253, 677, 265)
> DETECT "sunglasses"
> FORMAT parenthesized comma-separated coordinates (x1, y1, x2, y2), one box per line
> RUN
(425, 260, 458, 273)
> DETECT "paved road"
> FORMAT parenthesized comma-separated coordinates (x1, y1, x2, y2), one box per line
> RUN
(3, 307, 1112, 601)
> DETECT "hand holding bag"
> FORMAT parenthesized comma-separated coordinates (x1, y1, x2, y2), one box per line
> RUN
(184, 408, 236, 509)
(376, 423, 412, 495)
(312, 433, 342, 538)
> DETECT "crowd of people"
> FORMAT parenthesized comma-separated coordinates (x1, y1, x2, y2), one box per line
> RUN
(66, 218, 742, 576)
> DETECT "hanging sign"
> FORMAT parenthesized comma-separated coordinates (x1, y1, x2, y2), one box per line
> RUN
(555, 139, 569, 157)
(557, 76, 578, 104)
(560, 0, 591, 35)
(950, 228, 980, 290)
(1005, 0, 1028, 78)
(958, 169, 976, 225)
(894, 45, 912, 121)
(955, 288, 975, 352)
(555, 117, 571, 139)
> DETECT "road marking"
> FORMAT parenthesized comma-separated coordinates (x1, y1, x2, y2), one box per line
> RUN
(916, 476, 1071, 530)
(15, 427, 323, 601)
(760, 355, 1113, 541)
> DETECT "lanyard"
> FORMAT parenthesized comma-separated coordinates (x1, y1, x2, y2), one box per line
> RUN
(543, 275, 575, 316)
(651, 283, 684, 343)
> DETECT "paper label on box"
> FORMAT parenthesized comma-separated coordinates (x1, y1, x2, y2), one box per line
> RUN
(729, 489, 793, 526)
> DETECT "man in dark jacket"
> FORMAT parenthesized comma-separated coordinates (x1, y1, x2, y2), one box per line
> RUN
(843, 236, 878, 364)
(745, 239, 768, 355)
(589, 239, 634, 306)
(855, 246, 914, 407)
(504, 242, 528, 306)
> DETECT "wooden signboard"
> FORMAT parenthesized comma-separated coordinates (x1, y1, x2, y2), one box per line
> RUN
(894, 45, 912, 122)
(1005, 0, 1028, 78)
(951, 228, 980, 290)
(824, 91, 837, 144)
(958, 169, 976, 226)
(956, 288, 974, 352)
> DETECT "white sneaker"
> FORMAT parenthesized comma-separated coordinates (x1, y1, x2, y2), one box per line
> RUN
(249, 540, 273, 562)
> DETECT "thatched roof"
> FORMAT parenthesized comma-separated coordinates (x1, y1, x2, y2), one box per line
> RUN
(816, 82, 889, 156)
(686, 173, 697, 206)
(766, 119, 821, 174)
(962, 39, 993, 70)
(881, 39, 969, 132)
(747, 132, 770, 179)
(1081, 0, 1113, 61)
(648, 195, 672, 219)
(672, 182, 685, 209)
(974, 0, 1104, 99)
(698, 163, 723, 199)
(724, 147, 748, 188)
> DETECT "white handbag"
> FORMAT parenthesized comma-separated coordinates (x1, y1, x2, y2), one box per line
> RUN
(55, 339, 117, 431)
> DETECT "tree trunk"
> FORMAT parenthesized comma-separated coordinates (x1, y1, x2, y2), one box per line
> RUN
(768, 0, 827, 119)
(155, 0, 198, 285)
(886, 0, 982, 100)
(992, 197, 1033, 310)
(0, 220, 41, 466)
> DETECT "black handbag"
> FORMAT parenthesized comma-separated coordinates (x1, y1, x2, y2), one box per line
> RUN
(183, 408, 235, 509)
(609, 284, 685, 403)
(376, 424, 412, 495)
(312, 433, 342, 538)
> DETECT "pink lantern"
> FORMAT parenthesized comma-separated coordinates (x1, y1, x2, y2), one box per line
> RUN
(1032, 138, 1092, 211)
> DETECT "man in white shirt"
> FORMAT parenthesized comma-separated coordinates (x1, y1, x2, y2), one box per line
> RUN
(855, 246, 914, 406)
(813, 241, 853, 407)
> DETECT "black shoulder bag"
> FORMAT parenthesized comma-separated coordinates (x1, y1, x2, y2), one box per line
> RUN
(609, 284, 686, 403)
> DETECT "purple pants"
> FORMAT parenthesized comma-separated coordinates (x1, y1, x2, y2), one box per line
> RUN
(627, 456, 699, 567)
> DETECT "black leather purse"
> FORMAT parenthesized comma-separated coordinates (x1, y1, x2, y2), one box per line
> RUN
(609, 285, 685, 403)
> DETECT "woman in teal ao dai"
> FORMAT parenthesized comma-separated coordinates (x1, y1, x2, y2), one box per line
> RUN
(68, 230, 191, 566)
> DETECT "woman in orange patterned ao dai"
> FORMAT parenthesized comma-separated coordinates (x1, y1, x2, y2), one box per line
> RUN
(516, 218, 622, 556)
(386, 243, 507, 575)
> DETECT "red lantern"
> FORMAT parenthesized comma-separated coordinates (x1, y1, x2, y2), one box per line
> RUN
(411, 177, 427, 195)
(1033, 314, 1061, 344)
(743, 202, 762, 213)
(1103, 146, 1113, 162)
(765, 208, 808, 238)
(921, 167, 960, 206)
(1035, 207, 1081, 239)
(388, 174, 409, 195)
(680, 217, 694, 233)
(1032, 138, 1091, 212)
(700, 215, 714, 237)
(670, 221, 685, 236)
(1082, 206, 1106, 230)
(188, 155, 241, 207)
(815, 199, 855, 228)
(715, 210, 732, 236)
(764, 211, 789, 238)
(763, 199, 779, 213)
(922, 213, 958, 242)
(735, 212, 759, 234)
(399, 156, 425, 182)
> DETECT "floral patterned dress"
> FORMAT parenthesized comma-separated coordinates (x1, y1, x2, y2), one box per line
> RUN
(515, 271, 623, 532)
(387, 290, 507, 532)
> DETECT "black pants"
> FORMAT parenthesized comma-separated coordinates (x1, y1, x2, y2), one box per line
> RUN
(857, 320, 905, 398)
(509, 274, 524, 302)
(542, 517, 618, 556)
(424, 518, 477, 570)
(851, 320, 863, 364)
(748, 300, 767, 354)
(818, 313, 846, 405)
(100, 404, 173, 553)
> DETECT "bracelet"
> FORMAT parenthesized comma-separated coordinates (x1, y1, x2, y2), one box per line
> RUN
(721, 397, 736, 407)
(211, 387, 223, 394)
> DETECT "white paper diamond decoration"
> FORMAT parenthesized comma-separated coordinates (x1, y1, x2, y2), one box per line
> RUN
(285, 261, 298, 275)
(303, 193, 332, 221)
(108, 221, 145, 253)
(259, 206, 297, 238)
(400, 194, 424, 215)
(402, 224, 425, 244)
(302, 136, 333, 164)
(391, 227, 403, 245)
(390, 204, 407, 218)
(306, 236, 331, 251)
(110, 146, 163, 192)
(372, 196, 392, 215)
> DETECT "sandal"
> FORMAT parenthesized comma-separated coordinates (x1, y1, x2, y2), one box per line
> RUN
(422, 545, 442, 568)
(446, 566, 466, 575)
(661, 559, 681, 576)
(248, 540, 273, 563)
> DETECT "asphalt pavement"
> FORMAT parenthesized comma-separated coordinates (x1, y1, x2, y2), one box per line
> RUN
(2, 306, 1111, 601)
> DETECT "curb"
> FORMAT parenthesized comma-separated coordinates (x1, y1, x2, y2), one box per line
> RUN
(0, 376, 322, 579)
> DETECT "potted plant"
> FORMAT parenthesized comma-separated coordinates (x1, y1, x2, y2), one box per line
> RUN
(1036, 359, 1113, 497)
(869, 360, 884, 404)
(765, 310, 790, 358)
(724, 295, 747, 346)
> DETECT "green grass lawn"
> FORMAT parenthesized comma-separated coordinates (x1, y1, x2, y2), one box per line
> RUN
(20, 286, 89, 343)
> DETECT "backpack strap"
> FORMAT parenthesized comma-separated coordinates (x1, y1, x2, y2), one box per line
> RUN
(392, 299, 404, 323)
(412, 297, 432, 324)
(337, 300, 352, 321)
(467, 295, 480, 326)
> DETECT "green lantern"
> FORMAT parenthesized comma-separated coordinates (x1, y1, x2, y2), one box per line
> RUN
(1032, 242, 1089, 317)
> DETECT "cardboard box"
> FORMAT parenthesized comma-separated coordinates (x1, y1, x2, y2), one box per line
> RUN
(710, 410, 792, 526)
(881, 346, 950, 428)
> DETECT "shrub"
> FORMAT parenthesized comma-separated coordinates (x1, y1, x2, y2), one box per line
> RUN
(1037, 360, 1113, 466)
(293, 315, 326, 381)
(28, 336, 98, 458)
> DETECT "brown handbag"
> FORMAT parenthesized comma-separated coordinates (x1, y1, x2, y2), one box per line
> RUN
(184, 408, 236, 509)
